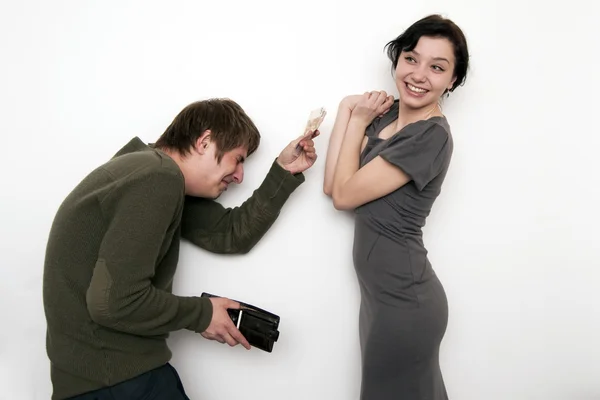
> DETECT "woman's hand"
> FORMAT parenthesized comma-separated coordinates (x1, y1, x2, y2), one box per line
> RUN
(350, 91, 394, 127)
(340, 94, 364, 112)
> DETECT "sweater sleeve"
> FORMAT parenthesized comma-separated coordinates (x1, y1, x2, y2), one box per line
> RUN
(181, 159, 305, 254)
(86, 169, 213, 336)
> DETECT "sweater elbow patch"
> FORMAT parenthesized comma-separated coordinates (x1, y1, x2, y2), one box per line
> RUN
(86, 259, 114, 324)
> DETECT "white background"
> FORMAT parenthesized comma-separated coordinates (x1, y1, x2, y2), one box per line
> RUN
(1, 1, 599, 399)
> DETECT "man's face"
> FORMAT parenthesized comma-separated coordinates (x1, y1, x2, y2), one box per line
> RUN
(185, 133, 247, 198)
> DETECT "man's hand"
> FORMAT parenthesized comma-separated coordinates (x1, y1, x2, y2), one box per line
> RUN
(201, 297, 251, 350)
(276, 130, 319, 175)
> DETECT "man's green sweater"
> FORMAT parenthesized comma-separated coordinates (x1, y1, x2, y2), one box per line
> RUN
(42, 137, 304, 399)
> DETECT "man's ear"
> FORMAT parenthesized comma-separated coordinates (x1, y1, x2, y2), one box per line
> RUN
(196, 130, 212, 155)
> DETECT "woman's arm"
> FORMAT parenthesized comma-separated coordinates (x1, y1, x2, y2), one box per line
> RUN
(331, 91, 406, 210)
(323, 95, 362, 196)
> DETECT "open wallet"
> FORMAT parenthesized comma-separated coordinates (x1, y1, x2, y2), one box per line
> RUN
(201, 292, 280, 353)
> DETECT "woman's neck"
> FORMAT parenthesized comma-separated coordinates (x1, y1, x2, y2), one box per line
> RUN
(395, 101, 441, 131)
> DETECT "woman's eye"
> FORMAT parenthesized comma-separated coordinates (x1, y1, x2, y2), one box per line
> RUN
(404, 56, 416, 63)
(432, 65, 445, 72)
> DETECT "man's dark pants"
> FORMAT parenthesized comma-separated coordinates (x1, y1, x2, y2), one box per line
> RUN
(66, 363, 190, 400)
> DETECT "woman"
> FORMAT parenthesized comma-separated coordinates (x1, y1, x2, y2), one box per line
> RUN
(323, 14, 469, 399)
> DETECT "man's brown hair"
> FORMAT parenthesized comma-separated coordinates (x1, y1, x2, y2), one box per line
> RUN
(155, 98, 261, 162)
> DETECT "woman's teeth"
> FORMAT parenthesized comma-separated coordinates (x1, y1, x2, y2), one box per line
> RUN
(407, 84, 427, 93)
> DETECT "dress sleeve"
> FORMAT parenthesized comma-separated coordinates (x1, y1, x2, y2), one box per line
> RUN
(378, 120, 450, 191)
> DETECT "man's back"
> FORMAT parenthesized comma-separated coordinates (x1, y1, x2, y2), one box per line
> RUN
(43, 137, 211, 399)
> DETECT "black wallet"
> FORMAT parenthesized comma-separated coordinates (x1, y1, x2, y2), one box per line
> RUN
(201, 292, 280, 353)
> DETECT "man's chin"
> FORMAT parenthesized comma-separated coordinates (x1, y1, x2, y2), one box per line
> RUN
(212, 188, 226, 199)
(203, 184, 227, 199)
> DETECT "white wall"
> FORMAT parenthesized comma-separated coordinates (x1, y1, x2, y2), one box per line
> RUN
(1, 1, 599, 399)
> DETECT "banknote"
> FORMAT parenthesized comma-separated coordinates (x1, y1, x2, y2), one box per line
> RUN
(295, 107, 326, 154)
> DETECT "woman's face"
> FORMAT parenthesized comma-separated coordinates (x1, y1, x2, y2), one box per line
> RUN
(395, 36, 457, 110)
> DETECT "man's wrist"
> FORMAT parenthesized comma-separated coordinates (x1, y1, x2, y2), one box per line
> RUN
(253, 159, 304, 207)
(273, 157, 296, 175)
(276, 157, 285, 170)
(275, 157, 302, 175)
(275, 157, 293, 174)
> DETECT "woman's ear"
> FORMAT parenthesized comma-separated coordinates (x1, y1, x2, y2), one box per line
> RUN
(448, 78, 456, 91)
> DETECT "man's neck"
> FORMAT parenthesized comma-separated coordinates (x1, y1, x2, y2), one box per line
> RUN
(156, 147, 190, 186)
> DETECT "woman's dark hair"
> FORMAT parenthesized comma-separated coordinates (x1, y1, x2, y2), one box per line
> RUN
(384, 14, 469, 93)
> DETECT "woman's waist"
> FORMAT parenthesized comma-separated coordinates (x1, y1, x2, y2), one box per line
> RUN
(354, 212, 424, 237)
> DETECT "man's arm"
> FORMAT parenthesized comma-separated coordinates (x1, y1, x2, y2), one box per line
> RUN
(86, 170, 213, 336)
(181, 159, 304, 254)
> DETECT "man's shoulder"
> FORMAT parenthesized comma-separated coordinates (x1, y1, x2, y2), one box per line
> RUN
(102, 137, 182, 183)
(78, 138, 185, 209)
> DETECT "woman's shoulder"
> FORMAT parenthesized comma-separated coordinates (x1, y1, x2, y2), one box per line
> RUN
(405, 114, 451, 138)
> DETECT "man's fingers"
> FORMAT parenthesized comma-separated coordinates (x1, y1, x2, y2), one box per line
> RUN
(225, 299, 241, 309)
(222, 332, 238, 347)
(303, 147, 316, 155)
(229, 326, 251, 350)
(298, 129, 317, 143)
(202, 331, 225, 344)
(298, 132, 320, 150)
(302, 139, 315, 148)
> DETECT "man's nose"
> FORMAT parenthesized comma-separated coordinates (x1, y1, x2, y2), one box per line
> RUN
(233, 164, 244, 184)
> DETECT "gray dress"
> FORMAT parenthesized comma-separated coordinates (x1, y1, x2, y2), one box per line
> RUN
(353, 101, 453, 399)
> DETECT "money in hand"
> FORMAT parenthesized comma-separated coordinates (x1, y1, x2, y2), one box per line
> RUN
(295, 107, 326, 154)
(304, 107, 327, 135)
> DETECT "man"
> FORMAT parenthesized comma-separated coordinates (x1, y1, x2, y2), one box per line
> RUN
(42, 98, 319, 399)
